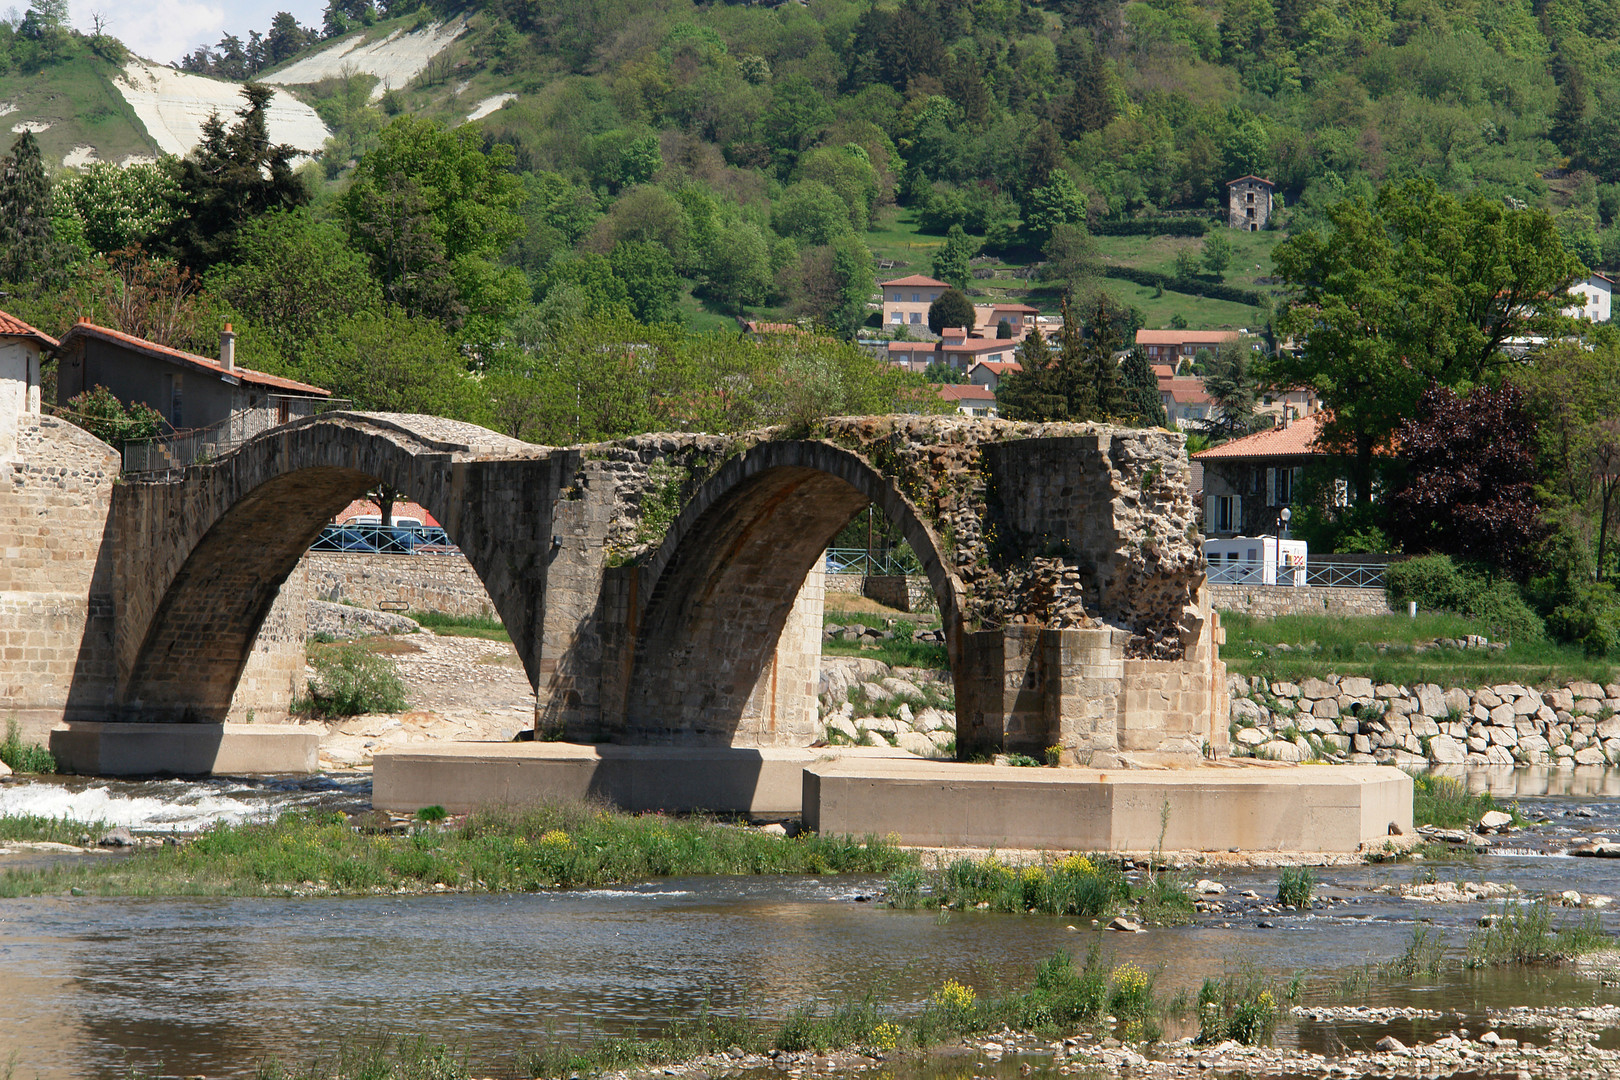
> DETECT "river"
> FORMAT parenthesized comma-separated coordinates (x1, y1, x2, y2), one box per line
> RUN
(0, 768, 1618, 1079)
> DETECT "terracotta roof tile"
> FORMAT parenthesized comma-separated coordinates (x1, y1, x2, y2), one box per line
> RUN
(1225, 175, 1274, 187)
(0, 310, 58, 347)
(1136, 329, 1241, 346)
(938, 384, 996, 401)
(59, 321, 330, 396)
(1162, 377, 1211, 404)
(970, 360, 1022, 375)
(1193, 412, 1327, 460)
(879, 274, 951, 288)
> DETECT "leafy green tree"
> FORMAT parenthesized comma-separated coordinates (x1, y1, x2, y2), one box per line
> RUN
(299, 307, 489, 421)
(585, 129, 664, 194)
(208, 209, 381, 353)
(0, 131, 57, 283)
(1120, 347, 1167, 428)
(1021, 171, 1087, 245)
(53, 161, 181, 257)
(1271, 177, 1586, 506)
(1041, 223, 1097, 294)
(931, 225, 979, 289)
(795, 144, 881, 231)
(63, 385, 164, 447)
(698, 219, 773, 313)
(763, 75, 833, 173)
(927, 288, 975, 336)
(773, 180, 852, 246)
(340, 116, 528, 341)
(156, 85, 309, 274)
(783, 239, 877, 338)
(609, 241, 682, 325)
(1202, 231, 1233, 276)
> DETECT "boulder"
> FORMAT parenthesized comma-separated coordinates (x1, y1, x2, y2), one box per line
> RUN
(826, 717, 861, 743)
(1597, 716, 1620, 740)
(1442, 688, 1472, 715)
(1488, 726, 1519, 748)
(1340, 676, 1375, 699)
(862, 717, 902, 735)
(1272, 681, 1301, 699)
(1546, 688, 1575, 711)
(1575, 746, 1606, 765)
(1474, 688, 1502, 709)
(98, 827, 136, 847)
(1415, 684, 1447, 717)
(1478, 810, 1514, 832)
(1195, 879, 1227, 895)
(897, 731, 947, 758)
(1427, 734, 1466, 764)
(1260, 740, 1303, 762)
(1235, 726, 1268, 747)
(1231, 697, 1264, 724)
(1489, 702, 1517, 725)
(1574, 698, 1604, 716)
(1107, 916, 1144, 933)
(1300, 677, 1337, 701)
(881, 677, 926, 700)
(1570, 681, 1605, 700)
(912, 707, 953, 733)
(1512, 694, 1542, 715)
(1375, 1036, 1406, 1053)
(1313, 698, 1341, 720)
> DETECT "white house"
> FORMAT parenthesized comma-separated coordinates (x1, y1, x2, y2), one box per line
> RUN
(0, 310, 53, 462)
(1567, 272, 1614, 324)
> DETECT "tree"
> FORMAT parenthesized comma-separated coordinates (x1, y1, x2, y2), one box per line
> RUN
(340, 116, 528, 341)
(53, 161, 181, 256)
(1270, 178, 1586, 507)
(1041, 222, 1097, 294)
(772, 180, 853, 246)
(1201, 339, 1264, 439)
(1021, 170, 1087, 245)
(1120, 347, 1167, 428)
(299, 307, 489, 421)
(931, 224, 979, 289)
(0, 132, 56, 283)
(927, 288, 975, 336)
(609, 240, 682, 326)
(996, 298, 1125, 422)
(1387, 382, 1546, 579)
(1202, 231, 1233, 276)
(828, 233, 875, 340)
(72, 248, 205, 350)
(155, 85, 309, 274)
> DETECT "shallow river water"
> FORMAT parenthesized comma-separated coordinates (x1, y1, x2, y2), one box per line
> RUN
(1, 768, 1619, 1079)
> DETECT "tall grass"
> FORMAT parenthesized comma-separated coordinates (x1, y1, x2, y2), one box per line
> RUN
(884, 854, 1194, 924)
(0, 720, 55, 774)
(1221, 612, 1611, 686)
(1276, 867, 1314, 909)
(1465, 901, 1612, 967)
(1410, 773, 1518, 830)
(0, 803, 912, 898)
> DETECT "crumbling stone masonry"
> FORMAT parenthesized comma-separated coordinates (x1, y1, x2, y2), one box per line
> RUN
(29, 412, 1221, 762)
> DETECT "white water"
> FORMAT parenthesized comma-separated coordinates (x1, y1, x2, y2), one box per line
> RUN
(0, 781, 278, 831)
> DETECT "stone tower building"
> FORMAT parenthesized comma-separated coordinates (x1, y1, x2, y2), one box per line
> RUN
(1226, 175, 1274, 230)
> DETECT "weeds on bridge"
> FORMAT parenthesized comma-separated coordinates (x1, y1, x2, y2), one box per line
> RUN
(0, 801, 912, 898)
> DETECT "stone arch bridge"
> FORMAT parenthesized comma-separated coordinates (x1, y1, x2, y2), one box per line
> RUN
(107, 412, 1226, 761)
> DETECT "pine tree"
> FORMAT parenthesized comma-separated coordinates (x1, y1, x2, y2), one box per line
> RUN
(1120, 347, 1167, 428)
(1082, 297, 1127, 420)
(0, 132, 56, 284)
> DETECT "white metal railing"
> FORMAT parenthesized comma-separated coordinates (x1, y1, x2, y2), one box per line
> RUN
(1208, 559, 1387, 589)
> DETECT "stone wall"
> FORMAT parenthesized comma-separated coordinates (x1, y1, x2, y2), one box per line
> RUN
(301, 550, 497, 618)
(1229, 672, 1620, 767)
(0, 417, 119, 740)
(1209, 583, 1394, 618)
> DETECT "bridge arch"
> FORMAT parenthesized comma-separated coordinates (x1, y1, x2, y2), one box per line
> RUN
(620, 439, 965, 743)
(113, 413, 563, 722)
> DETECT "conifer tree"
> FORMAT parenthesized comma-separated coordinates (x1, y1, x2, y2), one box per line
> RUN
(1120, 346, 1167, 428)
(0, 132, 56, 284)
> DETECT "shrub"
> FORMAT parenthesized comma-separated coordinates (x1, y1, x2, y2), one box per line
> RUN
(1277, 866, 1314, 909)
(0, 720, 55, 774)
(1385, 555, 1544, 642)
(305, 643, 408, 716)
(1546, 581, 1620, 657)
(1196, 975, 1277, 1045)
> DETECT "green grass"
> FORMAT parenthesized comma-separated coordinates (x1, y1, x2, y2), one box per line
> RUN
(0, 802, 912, 898)
(0, 52, 160, 169)
(1194, 969, 1289, 1046)
(823, 611, 949, 670)
(1276, 866, 1314, 910)
(1410, 773, 1520, 830)
(1465, 900, 1612, 967)
(1092, 230, 1281, 289)
(254, 947, 1186, 1078)
(1221, 611, 1613, 687)
(406, 610, 511, 642)
(0, 720, 56, 774)
(299, 642, 408, 716)
(884, 853, 1194, 925)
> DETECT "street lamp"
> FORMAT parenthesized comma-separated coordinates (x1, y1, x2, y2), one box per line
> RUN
(1279, 506, 1291, 539)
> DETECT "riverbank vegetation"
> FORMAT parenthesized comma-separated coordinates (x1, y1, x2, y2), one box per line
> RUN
(1410, 773, 1522, 831)
(255, 946, 1205, 1079)
(0, 720, 55, 774)
(1220, 612, 1613, 688)
(0, 803, 909, 898)
(883, 854, 1195, 925)
(406, 610, 511, 642)
(295, 641, 410, 717)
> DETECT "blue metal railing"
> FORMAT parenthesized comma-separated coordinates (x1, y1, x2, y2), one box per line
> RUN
(310, 522, 460, 555)
(1208, 559, 1387, 589)
(824, 547, 918, 576)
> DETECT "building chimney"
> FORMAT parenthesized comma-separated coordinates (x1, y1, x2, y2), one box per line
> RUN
(220, 323, 235, 371)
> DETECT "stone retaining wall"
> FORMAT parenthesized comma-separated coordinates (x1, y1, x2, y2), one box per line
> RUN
(1229, 672, 1620, 767)
(299, 550, 496, 618)
(1209, 584, 1394, 618)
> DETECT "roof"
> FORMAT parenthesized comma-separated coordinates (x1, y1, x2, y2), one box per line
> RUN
(887, 340, 938, 351)
(943, 339, 1019, 355)
(938, 384, 996, 402)
(970, 360, 1022, 375)
(880, 275, 951, 289)
(741, 319, 804, 335)
(979, 302, 1039, 314)
(1151, 364, 1175, 380)
(0, 310, 58, 348)
(1161, 377, 1211, 405)
(58, 321, 330, 396)
(1136, 329, 1241, 346)
(336, 498, 442, 528)
(1193, 412, 1328, 461)
(1226, 175, 1275, 187)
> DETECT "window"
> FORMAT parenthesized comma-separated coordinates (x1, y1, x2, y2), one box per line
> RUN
(1246, 192, 1254, 204)
(1208, 494, 1241, 533)
(929, 292, 938, 300)
(891, 312, 903, 324)
(912, 293, 920, 302)
(891, 292, 901, 302)
(910, 312, 921, 323)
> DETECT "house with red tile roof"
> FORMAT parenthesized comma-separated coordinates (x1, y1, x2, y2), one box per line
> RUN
(1135, 329, 1242, 372)
(967, 359, 1021, 392)
(937, 382, 997, 418)
(0, 309, 55, 461)
(55, 319, 330, 442)
(1159, 376, 1214, 430)
(973, 302, 1039, 340)
(886, 339, 944, 371)
(879, 274, 950, 332)
(1192, 412, 1336, 536)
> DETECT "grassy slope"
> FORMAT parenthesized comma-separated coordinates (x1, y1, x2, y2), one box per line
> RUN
(0, 53, 158, 168)
(1221, 611, 1614, 688)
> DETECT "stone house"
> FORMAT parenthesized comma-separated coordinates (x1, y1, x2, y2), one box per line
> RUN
(879, 274, 950, 331)
(55, 319, 330, 440)
(1193, 411, 1328, 537)
(1227, 175, 1274, 230)
(0, 310, 53, 462)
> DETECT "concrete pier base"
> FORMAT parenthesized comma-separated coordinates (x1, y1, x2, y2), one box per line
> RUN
(804, 760, 1413, 853)
(372, 743, 915, 816)
(49, 723, 319, 776)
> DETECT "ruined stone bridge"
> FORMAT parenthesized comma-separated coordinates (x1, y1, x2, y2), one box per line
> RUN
(62, 411, 1226, 764)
